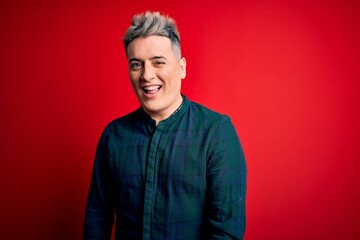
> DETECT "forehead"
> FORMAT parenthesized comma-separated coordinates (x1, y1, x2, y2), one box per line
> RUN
(126, 35, 174, 59)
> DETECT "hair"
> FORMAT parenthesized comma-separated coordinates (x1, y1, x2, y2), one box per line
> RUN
(123, 11, 182, 60)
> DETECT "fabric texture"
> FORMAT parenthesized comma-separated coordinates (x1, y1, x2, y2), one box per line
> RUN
(84, 96, 247, 240)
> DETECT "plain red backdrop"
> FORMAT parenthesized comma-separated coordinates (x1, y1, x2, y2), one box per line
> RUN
(1, 0, 359, 239)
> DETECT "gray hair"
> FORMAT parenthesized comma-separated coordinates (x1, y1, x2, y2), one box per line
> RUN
(123, 11, 182, 59)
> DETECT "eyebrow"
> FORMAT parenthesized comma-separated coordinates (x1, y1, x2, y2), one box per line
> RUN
(128, 58, 141, 63)
(150, 56, 167, 60)
(128, 56, 167, 63)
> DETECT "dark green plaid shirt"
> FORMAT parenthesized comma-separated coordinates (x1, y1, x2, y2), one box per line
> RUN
(84, 96, 246, 239)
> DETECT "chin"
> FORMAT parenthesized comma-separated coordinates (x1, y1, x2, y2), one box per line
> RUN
(143, 104, 161, 113)
(140, 100, 157, 109)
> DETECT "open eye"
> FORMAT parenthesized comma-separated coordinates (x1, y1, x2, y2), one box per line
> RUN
(130, 62, 143, 70)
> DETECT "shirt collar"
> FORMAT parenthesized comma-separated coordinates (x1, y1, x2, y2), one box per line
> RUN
(139, 94, 190, 128)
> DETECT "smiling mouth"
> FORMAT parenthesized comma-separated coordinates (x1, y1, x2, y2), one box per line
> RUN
(142, 85, 162, 94)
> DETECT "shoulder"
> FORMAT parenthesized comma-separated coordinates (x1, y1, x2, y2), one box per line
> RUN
(187, 100, 232, 127)
(101, 108, 143, 137)
(185, 99, 237, 143)
(185, 99, 241, 157)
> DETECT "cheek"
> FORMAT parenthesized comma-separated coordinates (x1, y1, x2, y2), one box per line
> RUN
(163, 69, 182, 85)
(129, 74, 139, 86)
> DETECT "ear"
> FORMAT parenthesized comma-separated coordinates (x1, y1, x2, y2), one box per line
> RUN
(179, 57, 187, 79)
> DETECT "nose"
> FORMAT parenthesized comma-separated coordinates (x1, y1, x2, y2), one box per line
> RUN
(141, 63, 155, 81)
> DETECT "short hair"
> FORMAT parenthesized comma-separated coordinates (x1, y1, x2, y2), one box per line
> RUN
(123, 11, 182, 60)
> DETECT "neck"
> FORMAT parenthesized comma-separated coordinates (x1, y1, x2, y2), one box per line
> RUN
(146, 95, 183, 126)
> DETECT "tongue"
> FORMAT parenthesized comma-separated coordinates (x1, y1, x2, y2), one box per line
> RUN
(147, 89, 158, 94)
(145, 88, 159, 94)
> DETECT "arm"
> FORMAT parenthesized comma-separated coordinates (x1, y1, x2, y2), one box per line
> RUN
(83, 131, 115, 240)
(206, 117, 247, 239)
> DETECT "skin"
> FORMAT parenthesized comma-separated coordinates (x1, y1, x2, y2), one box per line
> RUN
(126, 35, 186, 125)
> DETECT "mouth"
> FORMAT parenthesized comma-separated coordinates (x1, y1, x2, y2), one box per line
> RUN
(142, 85, 162, 95)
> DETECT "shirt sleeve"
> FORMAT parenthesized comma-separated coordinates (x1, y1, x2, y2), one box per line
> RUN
(83, 130, 115, 240)
(206, 116, 247, 240)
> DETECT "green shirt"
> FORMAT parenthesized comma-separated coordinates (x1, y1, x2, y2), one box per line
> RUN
(84, 96, 247, 239)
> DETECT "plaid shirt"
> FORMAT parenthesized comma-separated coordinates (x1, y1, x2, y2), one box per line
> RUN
(84, 96, 247, 239)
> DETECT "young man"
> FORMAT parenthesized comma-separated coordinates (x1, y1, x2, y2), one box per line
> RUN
(84, 11, 247, 240)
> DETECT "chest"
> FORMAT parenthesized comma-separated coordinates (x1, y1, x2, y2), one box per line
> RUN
(109, 127, 212, 194)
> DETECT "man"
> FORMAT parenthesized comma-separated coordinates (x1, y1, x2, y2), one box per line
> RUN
(84, 11, 246, 240)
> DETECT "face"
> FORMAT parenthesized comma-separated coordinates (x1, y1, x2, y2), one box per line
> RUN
(126, 35, 186, 122)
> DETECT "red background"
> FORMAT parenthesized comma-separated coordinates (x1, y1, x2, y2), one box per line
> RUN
(1, 0, 359, 239)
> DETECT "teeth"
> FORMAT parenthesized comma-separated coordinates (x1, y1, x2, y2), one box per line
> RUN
(143, 86, 160, 91)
